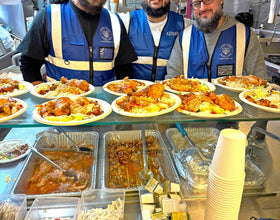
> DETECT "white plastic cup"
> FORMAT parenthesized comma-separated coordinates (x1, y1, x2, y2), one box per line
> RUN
(210, 129, 247, 180)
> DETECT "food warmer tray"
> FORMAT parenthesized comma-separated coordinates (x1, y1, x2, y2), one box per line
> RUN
(10, 131, 99, 200)
(100, 130, 180, 191)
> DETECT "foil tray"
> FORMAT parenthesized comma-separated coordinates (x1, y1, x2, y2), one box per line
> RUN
(165, 127, 265, 191)
(101, 130, 180, 191)
(10, 131, 99, 200)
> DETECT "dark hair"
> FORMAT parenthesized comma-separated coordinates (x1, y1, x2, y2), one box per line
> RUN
(50, 0, 68, 3)
(235, 12, 253, 27)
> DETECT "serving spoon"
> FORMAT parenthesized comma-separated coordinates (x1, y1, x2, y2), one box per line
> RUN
(30, 143, 78, 181)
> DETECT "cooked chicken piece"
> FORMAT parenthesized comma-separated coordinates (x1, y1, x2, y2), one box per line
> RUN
(54, 97, 73, 116)
(132, 83, 164, 99)
(60, 77, 89, 91)
(243, 75, 267, 86)
(217, 94, 235, 111)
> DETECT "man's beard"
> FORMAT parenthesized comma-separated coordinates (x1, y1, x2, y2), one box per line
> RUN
(77, 0, 105, 15)
(141, 1, 170, 18)
(196, 6, 223, 33)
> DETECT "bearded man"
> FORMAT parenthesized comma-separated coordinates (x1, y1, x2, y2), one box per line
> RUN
(17, 0, 137, 86)
(118, 0, 190, 81)
(166, 0, 267, 80)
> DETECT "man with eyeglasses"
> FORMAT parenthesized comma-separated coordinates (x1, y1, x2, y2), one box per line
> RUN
(118, 0, 192, 81)
(166, 0, 267, 80)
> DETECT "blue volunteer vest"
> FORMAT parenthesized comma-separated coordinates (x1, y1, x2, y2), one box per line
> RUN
(45, 3, 120, 86)
(129, 9, 184, 81)
(181, 24, 250, 80)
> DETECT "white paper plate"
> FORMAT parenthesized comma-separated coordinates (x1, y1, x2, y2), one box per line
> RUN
(162, 78, 216, 94)
(33, 98, 112, 126)
(239, 89, 280, 113)
(0, 97, 28, 123)
(177, 101, 243, 118)
(103, 79, 154, 96)
(0, 139, 30, 164)
(111, 92, 181, 117)
(214, 77, 269, 93)
(0, 81, 33, 97)
(30, 82, 95, 99)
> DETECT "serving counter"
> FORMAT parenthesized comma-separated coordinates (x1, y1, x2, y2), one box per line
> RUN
(1, 85, 280, 219)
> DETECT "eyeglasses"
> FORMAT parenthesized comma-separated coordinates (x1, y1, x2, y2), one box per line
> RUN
(190, 0, 214, 10)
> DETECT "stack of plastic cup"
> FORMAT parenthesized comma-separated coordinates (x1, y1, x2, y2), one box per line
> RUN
(204, 128, 247, 220)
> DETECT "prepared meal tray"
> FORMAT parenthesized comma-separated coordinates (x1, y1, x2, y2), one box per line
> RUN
(79, 189, 125, 220)
(10, 132, 99, 200)
(101, 130, 180, 191)
(165, 127, 265, 191)
(25, 197, 80, 220)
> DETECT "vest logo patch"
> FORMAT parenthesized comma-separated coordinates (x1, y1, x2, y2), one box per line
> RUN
(100, 27, 113, 42)
(167, 31, 178, 36)
(220, 43, 233, 59)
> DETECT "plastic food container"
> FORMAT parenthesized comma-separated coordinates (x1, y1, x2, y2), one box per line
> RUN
(79, 189, 125, 220)
(25, 197, 80, 220)
(0, 194, 27, 220)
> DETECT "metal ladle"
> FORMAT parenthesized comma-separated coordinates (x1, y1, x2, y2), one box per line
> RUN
(56, 127, 92, 152)
(175, 123, 210, 165)
(139, 129, 153, 184)
(30, 141, 78, 181)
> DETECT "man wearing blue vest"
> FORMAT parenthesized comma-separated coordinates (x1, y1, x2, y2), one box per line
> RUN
(118, 0, 190, 81)
(17, 0, 137, 86)
(166, 0, 267, 81)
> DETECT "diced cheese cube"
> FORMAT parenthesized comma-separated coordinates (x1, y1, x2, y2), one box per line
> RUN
(170, 182, 180, 193)
(154, 184, 163, 194)
(162, 198, 174, 215)
(142, 209, 152, 220)
(145, 177, 159, 193)
(158, 194, 168, 208)
(142, 204, 155, 215)
(169, 194, 182, 201)
(141, 193, 154, 204)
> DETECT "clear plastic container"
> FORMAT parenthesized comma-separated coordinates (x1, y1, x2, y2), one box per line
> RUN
(79, 189, 125, 220)
(0, 194, 26, 220)
(25, 197, 80, 220)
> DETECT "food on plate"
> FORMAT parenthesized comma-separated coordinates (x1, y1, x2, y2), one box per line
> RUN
(104, 77, 147, 94)
(35, 97, 104, 122)
(163, 75, 211, 93)
(244, 88, 280, 109)
(178, 91, 236, 114)
(115, 83, 177, 114)
(27, 151, 93, 194)
(0, 78, 28, 95)
(0, 97, 25, 119)
(0, 140, 29, 161)
(33, 76, 90, 98)
(108, 135, 166, 188)
(216, 75, 268, 89)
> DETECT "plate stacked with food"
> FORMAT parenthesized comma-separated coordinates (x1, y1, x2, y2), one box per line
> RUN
(0, 97, 28, 123)
(162, 75, 216, 94)
(111, 83, 181, 117)
(103, 77, 154, 96)
(214, 75, 268, 92)
(30, 76, 95, 99)
(0, 78, 33, 97)
(239, 88, 280, 113)
(33, 96, 112, 125)
(0, 139, 30, 163)
(177, 91, 242, 118)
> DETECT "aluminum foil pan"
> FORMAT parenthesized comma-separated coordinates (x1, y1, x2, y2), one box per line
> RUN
(10, 131, 99, 200)
(101, 130, 180, 191)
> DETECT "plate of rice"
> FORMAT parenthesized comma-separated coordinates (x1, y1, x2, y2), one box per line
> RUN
(214, 75, 268, 92)
(0, 97, 28, 123)
(239, 88, 280, 113)
(30, 77, 94, 99)
(176, 92, 243, 118)
(111, 84, 181, 117)
(103, 77, 154, 96)
(162, 76, 216, 94)
(0, 78, 33, 97)
(33, 96, 112, 126)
